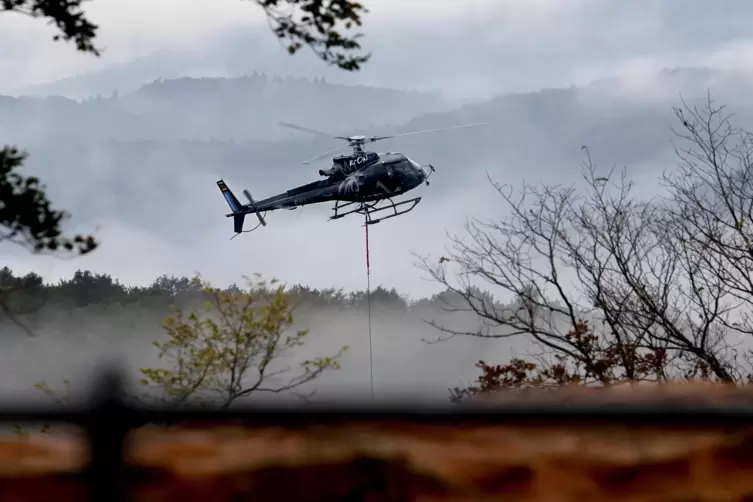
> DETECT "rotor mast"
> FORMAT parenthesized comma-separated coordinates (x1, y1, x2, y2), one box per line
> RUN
(347, 136, 367, 154)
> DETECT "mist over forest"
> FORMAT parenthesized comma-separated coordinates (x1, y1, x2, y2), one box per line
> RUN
(0, 267, 531, 405)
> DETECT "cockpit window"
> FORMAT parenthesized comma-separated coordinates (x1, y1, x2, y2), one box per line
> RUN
(391, 159, 416, 174)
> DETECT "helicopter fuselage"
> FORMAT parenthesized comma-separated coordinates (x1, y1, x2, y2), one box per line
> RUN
(216, 120, 483, 234)
(244, 151, 429, 213)
(217, 120, 483, 234)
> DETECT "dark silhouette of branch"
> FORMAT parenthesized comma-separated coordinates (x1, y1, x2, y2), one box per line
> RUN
(257, 0, 370, 71)
(2, 0, 370, 70)
(0, 147, 97, 255)
(2, 0, 99, 54)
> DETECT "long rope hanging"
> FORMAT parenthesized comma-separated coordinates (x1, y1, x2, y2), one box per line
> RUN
(365, 214, 375, 400)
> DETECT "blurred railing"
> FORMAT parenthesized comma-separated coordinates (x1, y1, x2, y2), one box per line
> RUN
(2, 367, 753, 501)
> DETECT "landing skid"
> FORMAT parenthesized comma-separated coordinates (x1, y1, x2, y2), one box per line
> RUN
(330, 197, 422, 225)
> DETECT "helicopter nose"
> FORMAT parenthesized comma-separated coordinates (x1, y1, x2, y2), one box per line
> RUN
(420, 164, 435, 186)
(412, 166, 426, 187)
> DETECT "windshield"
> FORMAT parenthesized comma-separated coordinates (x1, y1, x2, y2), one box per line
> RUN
(405, 156, 422, 170)
(391, 158, 420, 174)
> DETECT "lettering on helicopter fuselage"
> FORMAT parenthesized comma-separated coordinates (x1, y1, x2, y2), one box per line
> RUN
(342, 154, 370, 174)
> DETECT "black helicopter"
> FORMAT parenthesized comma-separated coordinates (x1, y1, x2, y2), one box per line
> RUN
(216, 121, 485, 236)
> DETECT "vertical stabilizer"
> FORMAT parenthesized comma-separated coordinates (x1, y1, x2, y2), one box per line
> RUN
(216, 179, 267, 234)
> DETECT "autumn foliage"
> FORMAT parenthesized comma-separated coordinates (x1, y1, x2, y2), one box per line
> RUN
(449, 320, 745, 403)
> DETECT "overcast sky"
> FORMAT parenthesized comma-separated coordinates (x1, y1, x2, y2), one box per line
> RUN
(4, 0, 753, 97)
(4, 0, 753, 299)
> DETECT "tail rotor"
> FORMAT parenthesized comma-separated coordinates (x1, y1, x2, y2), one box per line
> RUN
(243, 189, 266, 227)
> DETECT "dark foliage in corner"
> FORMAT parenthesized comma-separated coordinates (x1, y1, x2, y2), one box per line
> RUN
(0, 147, 96, 254)
(1, 0, 99, 54)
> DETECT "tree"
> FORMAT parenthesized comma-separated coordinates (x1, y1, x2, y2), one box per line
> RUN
(20, 275, 345, 434)
(0, 266, 46, 335)
(419, 95, 753, 401)
(258, 0, 370, 71)
(139, 275, 347, 407)
(54, 269, 129, 307)
(0, 146, 96, 255)
(449, 321, 671, 403)
(0, 146, 96, 334)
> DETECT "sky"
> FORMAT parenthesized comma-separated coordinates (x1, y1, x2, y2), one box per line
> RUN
(4, 0, 753, 299)
(4, 0, 753, 97)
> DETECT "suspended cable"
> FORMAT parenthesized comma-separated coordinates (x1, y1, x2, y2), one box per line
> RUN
(365, 214, 375, 400)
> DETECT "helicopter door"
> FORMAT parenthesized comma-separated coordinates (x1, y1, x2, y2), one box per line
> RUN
(379, 163, 403, 193)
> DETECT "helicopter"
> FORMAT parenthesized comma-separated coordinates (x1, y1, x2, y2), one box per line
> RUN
(216, 121, 486, 237)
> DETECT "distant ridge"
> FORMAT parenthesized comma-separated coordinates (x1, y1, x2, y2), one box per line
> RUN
(3, 74, 448, 143)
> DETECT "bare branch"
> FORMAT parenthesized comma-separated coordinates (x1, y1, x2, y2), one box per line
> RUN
(423, 98, 753, 394)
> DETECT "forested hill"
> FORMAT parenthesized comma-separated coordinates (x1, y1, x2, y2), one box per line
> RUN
(0, 269, 525, 404)
(0, 74, 447, 145)
(0, 267, 493, 316)
(0, 268, 528, 376)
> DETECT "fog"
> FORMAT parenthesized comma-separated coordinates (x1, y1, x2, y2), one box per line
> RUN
(3, 1, 753, 406)
(0, 300, 534, 408)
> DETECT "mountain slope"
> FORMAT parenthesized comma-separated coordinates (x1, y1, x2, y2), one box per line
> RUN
(1, 74, 447, 145)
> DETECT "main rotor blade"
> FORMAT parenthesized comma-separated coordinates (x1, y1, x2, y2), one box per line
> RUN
(278, 121, 348, 140)
(302, 145, 349, 165)
(370, 122, 488, 142)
